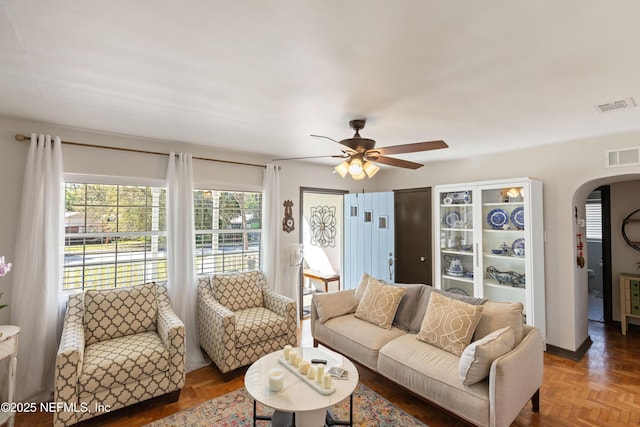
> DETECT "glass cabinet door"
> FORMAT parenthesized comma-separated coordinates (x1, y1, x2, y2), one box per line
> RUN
(480, 185, 527, 307)
(438, 188, 476, 297)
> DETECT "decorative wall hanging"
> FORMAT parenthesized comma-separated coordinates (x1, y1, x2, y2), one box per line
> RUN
(622, 208, 640, 252)
(282, 200, 295, 233)
(310, 205, 337, 247)
(576, 233, 585, 268)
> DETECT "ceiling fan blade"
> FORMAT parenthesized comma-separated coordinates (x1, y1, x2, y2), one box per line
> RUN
(272, 154, 347, 161)
(374, 140, 448, 156)
(310, 134, 340, 143)
(369, 155, 424, 170)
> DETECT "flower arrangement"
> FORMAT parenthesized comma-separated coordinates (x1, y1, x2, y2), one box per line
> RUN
(0, 256, 11, 277)
(0, 256, 11, 310)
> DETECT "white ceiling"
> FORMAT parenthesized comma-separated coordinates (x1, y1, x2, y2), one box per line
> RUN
(2, 1, 640, 167)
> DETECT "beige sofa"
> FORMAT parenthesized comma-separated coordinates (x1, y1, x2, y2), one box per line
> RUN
(310, 281, 543, 427)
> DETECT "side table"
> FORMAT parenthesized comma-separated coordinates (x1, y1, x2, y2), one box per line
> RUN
(619, 273, 640, 335)
(0, 325, 20, 427)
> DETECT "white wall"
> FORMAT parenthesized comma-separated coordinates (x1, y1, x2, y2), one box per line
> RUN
(373, 132, 640, 352)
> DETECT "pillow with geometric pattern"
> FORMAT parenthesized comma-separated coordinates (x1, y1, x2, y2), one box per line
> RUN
(416, 291, 483, 356)
(354, 278, 406, 329)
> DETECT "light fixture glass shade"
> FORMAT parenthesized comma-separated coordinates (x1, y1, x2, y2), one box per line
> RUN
(507, 187, 520, 198)
(348, 158, 363, 175)
(363, 161, 380, 178)
(334, 160, 349, 178)
(352, 170, 366, 180)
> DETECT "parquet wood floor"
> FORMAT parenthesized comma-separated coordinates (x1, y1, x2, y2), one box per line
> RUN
(14, 320, 640, 427)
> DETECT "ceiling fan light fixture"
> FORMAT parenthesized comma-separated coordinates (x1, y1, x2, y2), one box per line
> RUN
(352, 170, 366, 180)
(334, 160, 349, 178)
(363, 161, 380, 178)
(348, 158, 363, 176)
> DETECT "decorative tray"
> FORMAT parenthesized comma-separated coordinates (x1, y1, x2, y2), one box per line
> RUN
(278, 356, 336, 395)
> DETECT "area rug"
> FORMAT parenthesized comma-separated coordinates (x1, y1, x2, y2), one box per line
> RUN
(144, 383, 426, 427)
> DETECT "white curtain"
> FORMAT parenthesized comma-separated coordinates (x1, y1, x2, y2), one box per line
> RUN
(11, 134, 64, 402)
(262, 164, 283, 294)
(166, 152, 208, 371)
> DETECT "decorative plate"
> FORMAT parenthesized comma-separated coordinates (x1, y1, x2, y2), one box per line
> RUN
(512, 238, 525, 252)
(510, 207, 525, 229)
(442, 210, 461, 227)
(487, 208, 509, 229)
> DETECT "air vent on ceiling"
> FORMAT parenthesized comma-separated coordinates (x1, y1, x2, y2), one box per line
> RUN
(594, 97, 636, 114)
(605, 147, 640, 168)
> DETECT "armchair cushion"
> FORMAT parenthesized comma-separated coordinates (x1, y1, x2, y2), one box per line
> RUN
(84, 282, 157, 345)
(212, 271, 265, 311)
(235, 307, 291, 347)
(79, 331, 169, 396)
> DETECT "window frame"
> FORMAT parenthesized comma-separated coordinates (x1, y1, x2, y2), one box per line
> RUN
(62, 174, 168, 291)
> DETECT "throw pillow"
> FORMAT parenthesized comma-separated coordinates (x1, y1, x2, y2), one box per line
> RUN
(409, 286, 485, 334)
(313, 290, 358, 323)
(354, 278, 406, 329)
(473, 301, 525, 345)
(459, 326, 515, 385)
(416, 291, 484, 356)
(354, 272, 374, 301)
(392, 283, 425, 331)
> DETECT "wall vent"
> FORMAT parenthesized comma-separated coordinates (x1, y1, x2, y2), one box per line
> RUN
(605, 147, 640, 168)
(594, 97, 636, 113)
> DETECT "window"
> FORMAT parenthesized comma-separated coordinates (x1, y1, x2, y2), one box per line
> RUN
(194, 190, 262, 275)
(586, 202, 602, 240)
(64, 183, 166, 291)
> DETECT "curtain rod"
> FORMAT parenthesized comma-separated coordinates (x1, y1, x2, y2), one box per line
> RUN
(14, 133, 267, 169)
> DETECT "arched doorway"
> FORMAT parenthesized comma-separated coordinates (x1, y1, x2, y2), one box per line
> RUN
(573, 175, 640, 332)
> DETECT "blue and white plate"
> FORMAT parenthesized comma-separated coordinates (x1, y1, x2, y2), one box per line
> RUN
(510, 207, 525, 229)
(487, 208, 509, 229)
(512, 238, 525, 256)
(443, 210, 461, 227)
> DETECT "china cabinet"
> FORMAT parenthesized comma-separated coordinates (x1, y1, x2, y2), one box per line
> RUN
(434, 178, 545, 337)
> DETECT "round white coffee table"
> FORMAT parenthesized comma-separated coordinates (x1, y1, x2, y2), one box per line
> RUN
(244, 346, 359, 427)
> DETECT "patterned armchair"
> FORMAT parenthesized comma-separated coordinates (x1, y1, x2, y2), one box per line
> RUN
(54, 282, 185, 427)
(198, 271, 297, 379)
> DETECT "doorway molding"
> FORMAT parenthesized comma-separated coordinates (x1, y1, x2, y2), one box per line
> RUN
(299, 187, 349, 320)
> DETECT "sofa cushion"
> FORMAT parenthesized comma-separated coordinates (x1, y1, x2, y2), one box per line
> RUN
(355, 278, 406, 329)
(79, 331, 168, 396)
(378, 334, 490, 427)
(84, 282, 158, 346)
(235, 306, 290, 347)
(212, 271, 265, 311)
(459, 326, 515, 385)
(354, 272, 374, 301)
(416, 291, 483, 356)
(409, 286, 485, 334)
(313, 290, 358, 323)
(473, 301, 525, 345)
(392, 284, 425, 331)
(314, 313, 406, 370)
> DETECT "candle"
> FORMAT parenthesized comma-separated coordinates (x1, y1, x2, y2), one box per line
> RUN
(322, 373, 333, 389)
(316, 364, 324, 383)
(283, 345, 292, 361)
(294, 354, 302, 367)
(298, 360, 310, 375)
(307, 364, 317, 380)
(268, 368, 283, 392)
(288, 350, 297, 365)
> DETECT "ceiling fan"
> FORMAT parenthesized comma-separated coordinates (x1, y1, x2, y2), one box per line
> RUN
(274, 119, 448, 179)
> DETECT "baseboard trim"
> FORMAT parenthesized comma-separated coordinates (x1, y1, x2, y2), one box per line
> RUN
(546, 335, 593, 361)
